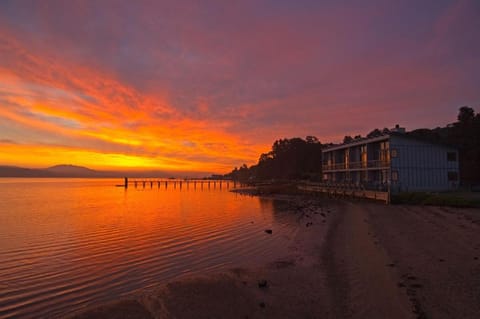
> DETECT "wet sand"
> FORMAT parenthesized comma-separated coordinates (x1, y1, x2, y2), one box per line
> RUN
(69, 198, 480, 319)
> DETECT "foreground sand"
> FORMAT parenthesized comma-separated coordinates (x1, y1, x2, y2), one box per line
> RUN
(70, 197, 480, 319)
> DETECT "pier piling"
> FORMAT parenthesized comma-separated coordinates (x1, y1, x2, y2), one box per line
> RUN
(119, 179, 234, 193)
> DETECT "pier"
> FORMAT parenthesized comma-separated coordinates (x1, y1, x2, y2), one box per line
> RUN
(118, 178, 237, 190)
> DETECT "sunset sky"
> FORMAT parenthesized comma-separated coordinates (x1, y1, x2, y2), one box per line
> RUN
(0, 0, 479, 175)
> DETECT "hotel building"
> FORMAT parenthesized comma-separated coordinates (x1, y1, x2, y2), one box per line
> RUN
(321, 128, 459, 192)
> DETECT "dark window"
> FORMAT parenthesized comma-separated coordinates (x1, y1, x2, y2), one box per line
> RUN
(391, 170, 399, 181)
(447, 152, 457, 161)
(448, 171, 458, 181)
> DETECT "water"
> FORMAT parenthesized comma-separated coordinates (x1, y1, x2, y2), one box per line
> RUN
(0, 178, 298, 318)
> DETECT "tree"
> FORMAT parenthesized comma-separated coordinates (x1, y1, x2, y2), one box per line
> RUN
(306, 136, 319, 144)
(457, 106, 475, 125)
(367, 128, 382, 138)
(343, 136, 353, 144)
(226, 136, 323, 181)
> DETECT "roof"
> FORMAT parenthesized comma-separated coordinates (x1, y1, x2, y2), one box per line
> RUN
(322, 132, 458, 152)
(322, 134, 389, 152)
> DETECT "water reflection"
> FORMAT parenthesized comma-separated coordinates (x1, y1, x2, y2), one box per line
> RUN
(0, 179, 297, 319)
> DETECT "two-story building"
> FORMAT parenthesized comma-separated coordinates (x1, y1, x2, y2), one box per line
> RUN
(322, 128, 459, 192)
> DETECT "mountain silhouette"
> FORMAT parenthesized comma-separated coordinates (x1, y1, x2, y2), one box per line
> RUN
(0, 164, 107, 177)
(45, 165, 101, 176)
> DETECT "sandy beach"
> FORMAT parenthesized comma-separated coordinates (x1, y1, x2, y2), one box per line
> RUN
(70, 196, 480, 319)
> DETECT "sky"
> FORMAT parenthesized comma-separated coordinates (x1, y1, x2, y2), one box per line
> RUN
(0, 0, 479, 175)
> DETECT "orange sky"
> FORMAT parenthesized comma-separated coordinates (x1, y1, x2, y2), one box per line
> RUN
(0, 33, 266, 174)
(0, 1, 479, 175)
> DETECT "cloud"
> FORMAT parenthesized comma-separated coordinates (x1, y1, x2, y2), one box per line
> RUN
(0, 31, 264, 171)
(0, 0, 479, 172)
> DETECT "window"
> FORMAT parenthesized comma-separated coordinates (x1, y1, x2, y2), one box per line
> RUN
(447, 152, 457, 162)
(448, 171, 458, 181)
(391, 149, 398, 158)
(391, 170, 399, 181)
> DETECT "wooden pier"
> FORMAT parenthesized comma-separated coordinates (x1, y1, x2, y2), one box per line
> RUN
(297, 182, 390, 204)
(118, 178, 237, 190)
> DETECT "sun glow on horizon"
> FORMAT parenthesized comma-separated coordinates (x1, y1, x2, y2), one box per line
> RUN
(0, 142, 244, 173)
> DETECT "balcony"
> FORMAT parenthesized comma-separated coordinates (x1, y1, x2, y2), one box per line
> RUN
(322, 160, 390, 171)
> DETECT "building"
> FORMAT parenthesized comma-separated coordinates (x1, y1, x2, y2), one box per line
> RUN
(322, 128, 459, 192)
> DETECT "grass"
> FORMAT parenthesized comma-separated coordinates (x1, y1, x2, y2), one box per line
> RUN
(392, 192, 480, 208)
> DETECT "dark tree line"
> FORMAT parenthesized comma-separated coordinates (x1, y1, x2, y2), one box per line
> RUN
(226, 136, 323, 181)
(226, 106, 480, 185)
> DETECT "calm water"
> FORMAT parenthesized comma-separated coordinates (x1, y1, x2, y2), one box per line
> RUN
(0, 178, 298, 319)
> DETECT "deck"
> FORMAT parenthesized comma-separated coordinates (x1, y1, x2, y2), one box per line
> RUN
(298, 182, 390, 204)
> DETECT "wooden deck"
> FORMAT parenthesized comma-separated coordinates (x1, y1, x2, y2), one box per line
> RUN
(298, 183, 390, 204)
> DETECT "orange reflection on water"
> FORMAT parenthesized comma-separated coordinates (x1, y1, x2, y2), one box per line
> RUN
(0, 178, 292, 319)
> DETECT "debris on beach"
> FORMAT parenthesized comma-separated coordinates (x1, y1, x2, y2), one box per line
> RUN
(258, 280, 268, 288)
(264, 229, 273, 234)
(410, 283, 423, 289)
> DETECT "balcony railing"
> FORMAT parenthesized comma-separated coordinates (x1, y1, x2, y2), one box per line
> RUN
(322, 160, 390, 171)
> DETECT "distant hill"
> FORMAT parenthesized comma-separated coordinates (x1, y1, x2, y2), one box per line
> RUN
(45, 164, 103, 177)
(0, 166, 55, 177)
(0, 164, 212, 178)
(0, 164, 112, 178)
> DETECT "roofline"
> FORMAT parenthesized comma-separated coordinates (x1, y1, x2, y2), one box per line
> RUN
(323, 134, 390, 152)
(322, 132, 458, 152)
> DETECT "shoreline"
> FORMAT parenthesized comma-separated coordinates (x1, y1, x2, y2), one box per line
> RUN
(233, 182, 480, 208)
(69, 193, 480, 319)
